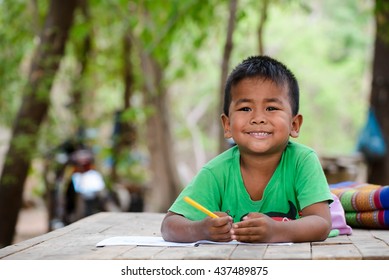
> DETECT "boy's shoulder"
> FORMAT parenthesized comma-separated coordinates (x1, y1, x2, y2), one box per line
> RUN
(285, 141, 315, 153)
(203, 145, 239, 170)
(284, 141, 319, 163)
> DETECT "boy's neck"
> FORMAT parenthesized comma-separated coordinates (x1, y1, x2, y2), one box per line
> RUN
(239, 149, 283, 170)
(239, 151, 283, 201)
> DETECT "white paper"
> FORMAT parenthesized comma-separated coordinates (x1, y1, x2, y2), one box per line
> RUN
(95, 236, 292, 247)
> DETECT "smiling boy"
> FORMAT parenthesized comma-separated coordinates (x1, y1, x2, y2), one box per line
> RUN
(161, 55, 333, 243)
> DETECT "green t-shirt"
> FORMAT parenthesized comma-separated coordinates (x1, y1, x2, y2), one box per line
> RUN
(169, 141, 333, 223)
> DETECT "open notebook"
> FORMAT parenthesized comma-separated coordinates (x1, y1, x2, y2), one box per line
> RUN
(96, 236, 292, 247)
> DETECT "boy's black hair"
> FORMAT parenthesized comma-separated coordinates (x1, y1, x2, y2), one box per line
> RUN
(223, 55, 299, 116)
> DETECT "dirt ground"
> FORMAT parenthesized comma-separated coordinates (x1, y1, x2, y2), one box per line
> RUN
(13, 204, 48, 244)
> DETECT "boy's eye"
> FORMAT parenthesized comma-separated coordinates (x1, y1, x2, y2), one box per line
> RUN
(266, 106, 278, 111)
(238, 107, 251, 112)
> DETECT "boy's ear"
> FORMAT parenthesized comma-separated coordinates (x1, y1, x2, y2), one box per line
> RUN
(221, 114, 232, 139)
(290, 114, 303, 138)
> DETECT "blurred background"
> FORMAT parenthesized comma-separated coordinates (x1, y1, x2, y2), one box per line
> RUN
(1, 0, 389, 248)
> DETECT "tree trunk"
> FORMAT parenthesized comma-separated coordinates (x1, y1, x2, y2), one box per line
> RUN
(140, 52, 181, 213)
(0, 0, 77, 248)
(70, 0, 91, 122)
(218, 0, 238, 154)
(367, 1, 389, 185)
(110, 32, 137, 183)
(257, 0, 269, 55)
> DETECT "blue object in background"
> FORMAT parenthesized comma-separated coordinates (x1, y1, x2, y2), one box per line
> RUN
(356, 108, 386, 161)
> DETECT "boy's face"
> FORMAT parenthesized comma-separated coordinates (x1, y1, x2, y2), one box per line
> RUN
(221, 77, 302, 156)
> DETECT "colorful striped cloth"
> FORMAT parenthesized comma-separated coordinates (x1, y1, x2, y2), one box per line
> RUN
(330, 181, 389, 229)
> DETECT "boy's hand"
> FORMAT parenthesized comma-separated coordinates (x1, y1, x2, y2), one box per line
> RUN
(230, 213, 275, 243)
(200, 212, 233, 242)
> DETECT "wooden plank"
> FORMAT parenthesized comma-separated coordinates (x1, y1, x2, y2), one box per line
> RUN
(152, 247, 201, 260)
(3, 241, 88, 260)
(351, 240, 389, 259)
(86, 246, 137, 260)
(178, 244, 236, 260)
(229, 244, 267, 259)
(0, 232, 60, 259)
(312, 244, 361, 260)
(115, 246, 168, 260)
(0, 214, 93, 259)
(72, 212, 161, 234)
(263, 243, 311, 260)
(370, 230, 389, 244)
(314, 234, 352, 245)
(0, 212, 163, 260)
(102, 212, 164, 236)
(346, 229, 375, 241)
(344, 228, 389, 259)
(3, 233, 106, 260)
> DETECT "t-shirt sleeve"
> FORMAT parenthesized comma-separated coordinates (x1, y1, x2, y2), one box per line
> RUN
(168, 167, 223, 221)
(295, 151, 333, 210)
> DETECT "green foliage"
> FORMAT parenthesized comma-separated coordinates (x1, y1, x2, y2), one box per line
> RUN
(0, 1, 34, 125)
(375, 0, 389, 44)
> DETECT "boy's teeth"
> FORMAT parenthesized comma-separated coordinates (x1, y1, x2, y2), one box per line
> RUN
(250, 132, 269, 136)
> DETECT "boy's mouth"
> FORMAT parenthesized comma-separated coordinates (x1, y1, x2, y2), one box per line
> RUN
(248, 131, 271, 138)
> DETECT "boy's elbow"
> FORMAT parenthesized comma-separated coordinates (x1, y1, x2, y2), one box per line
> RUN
(160, 225, 173, 242)
(160, 212, 180, 242)
(160, 216, 171, 241)
(318, 218, 332, 241)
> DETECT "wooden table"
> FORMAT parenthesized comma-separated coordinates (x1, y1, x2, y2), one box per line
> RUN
(1, 212, 389, 260)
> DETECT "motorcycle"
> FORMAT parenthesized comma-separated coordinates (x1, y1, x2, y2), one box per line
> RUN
(48, 147, 107, 228)
(64, 149, 106, 224)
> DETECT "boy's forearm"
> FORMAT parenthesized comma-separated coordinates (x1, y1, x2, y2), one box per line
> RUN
(272, 201, 332, 243)
(270, 215, 331, 243)
(161, 213, 204, 242)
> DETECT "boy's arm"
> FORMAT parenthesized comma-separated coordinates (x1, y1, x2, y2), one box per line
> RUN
(296, 201, 332, 241)
(273, 201, 332, 242)
(161, 211, 233, 242)
(231, 201, 332, 243)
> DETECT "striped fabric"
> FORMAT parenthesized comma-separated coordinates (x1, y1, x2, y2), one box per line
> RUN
(330, 182, 389, 229)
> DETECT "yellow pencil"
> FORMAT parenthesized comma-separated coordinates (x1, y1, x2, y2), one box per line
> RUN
(183, 196, 219, 218)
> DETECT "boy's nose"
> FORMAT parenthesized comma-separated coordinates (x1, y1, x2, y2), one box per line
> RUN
(249, 112, 267, 124)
